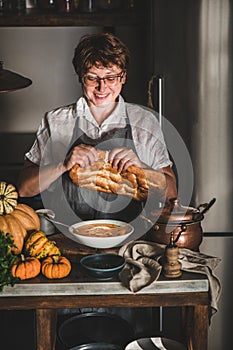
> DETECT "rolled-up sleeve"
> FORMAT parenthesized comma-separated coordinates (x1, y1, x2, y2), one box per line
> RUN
(25, 114, 51, 166)
(127, 103, 172, 170)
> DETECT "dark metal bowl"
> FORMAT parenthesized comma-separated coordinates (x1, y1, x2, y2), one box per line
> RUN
(58, 312, 135, 349)
(80, 253, 125, 280)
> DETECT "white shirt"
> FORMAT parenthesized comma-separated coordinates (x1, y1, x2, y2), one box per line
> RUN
(25, 96, 172, 170)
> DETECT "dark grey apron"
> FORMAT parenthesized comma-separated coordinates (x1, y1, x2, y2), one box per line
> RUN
(62, 113, 143, 222)
(53, 113, 156, 332)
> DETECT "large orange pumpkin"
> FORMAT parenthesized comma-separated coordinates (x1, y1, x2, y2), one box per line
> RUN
(12, 203, 40, 231)
(0, 182, 40, 254)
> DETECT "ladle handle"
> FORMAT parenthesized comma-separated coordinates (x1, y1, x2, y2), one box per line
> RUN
(45, 217, 70, 228)
(196, 197, 216, 220)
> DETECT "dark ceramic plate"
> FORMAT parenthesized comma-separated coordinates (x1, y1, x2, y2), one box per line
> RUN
(125, 337, 187, 350)
(70, 343, 122, 350)
(58, 312, 135, 349)
(80, 253, 125, 280)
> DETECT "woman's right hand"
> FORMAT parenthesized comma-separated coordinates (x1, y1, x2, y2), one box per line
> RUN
(64, 144, 99, 170)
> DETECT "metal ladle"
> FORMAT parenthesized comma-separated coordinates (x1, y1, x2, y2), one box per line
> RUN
(36, 209, 69, 235)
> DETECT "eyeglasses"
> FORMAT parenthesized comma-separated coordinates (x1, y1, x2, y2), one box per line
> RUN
(82, 73, 124, 87)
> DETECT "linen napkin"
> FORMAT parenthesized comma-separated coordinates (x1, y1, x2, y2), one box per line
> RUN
(118, 240, 221, 318)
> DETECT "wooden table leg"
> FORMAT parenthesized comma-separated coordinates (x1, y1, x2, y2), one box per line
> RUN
(182, 305, 209, 350)
(36, 309, 57, 350)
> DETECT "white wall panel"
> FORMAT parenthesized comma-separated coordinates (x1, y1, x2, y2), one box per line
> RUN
(0, 27, 99, 132)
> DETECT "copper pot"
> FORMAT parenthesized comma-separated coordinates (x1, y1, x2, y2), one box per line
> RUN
(145, 198, 216, 251)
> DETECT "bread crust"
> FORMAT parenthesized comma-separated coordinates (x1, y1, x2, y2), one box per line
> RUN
(69, 150, 166, 201)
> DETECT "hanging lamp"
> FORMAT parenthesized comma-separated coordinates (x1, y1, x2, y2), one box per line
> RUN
(0, 61, 32, 93)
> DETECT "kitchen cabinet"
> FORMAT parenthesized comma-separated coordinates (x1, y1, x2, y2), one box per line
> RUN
(0, 133, 35, 185)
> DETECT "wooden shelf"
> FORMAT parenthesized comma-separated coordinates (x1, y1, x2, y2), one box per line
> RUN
(0, 9, 146, 27)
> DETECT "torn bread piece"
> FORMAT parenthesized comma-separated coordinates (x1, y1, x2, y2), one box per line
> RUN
(69, 150, 166, 201)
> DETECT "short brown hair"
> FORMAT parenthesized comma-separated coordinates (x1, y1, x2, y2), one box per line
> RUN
(72, 32, 130, 81)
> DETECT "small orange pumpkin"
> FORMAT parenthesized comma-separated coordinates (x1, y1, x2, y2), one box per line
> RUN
(41, 255, 71, 279)
(11, 254, 41, 280)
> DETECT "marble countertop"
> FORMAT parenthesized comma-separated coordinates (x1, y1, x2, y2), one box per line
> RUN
(0, 233, 209, 297)
(0, 267, 208, 297)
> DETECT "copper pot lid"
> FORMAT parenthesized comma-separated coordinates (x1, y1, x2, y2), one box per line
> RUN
(151, 197, 216, 225)
(0, 61, 32, 93)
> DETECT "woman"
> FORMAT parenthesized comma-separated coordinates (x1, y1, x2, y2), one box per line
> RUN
(17, 32, 178, 336)
(18, 32, 177, 225)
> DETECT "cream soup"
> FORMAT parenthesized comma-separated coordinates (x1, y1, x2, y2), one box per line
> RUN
(74, 223, 128, 237)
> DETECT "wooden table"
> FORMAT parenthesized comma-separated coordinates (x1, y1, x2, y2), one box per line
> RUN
(0, 235, 210, 350)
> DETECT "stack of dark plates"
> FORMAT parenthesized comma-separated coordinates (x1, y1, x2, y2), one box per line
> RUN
(70, 343, 122, 350)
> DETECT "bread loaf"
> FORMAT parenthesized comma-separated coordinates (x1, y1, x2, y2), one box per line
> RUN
(69, 150, 166, 201)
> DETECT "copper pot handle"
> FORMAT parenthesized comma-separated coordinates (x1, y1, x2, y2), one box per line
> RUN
(173, 224, 187, 244)
(195, 197, 216, 221)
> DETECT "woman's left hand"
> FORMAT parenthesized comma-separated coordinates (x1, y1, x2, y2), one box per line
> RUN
(108, 148, 146, 172)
